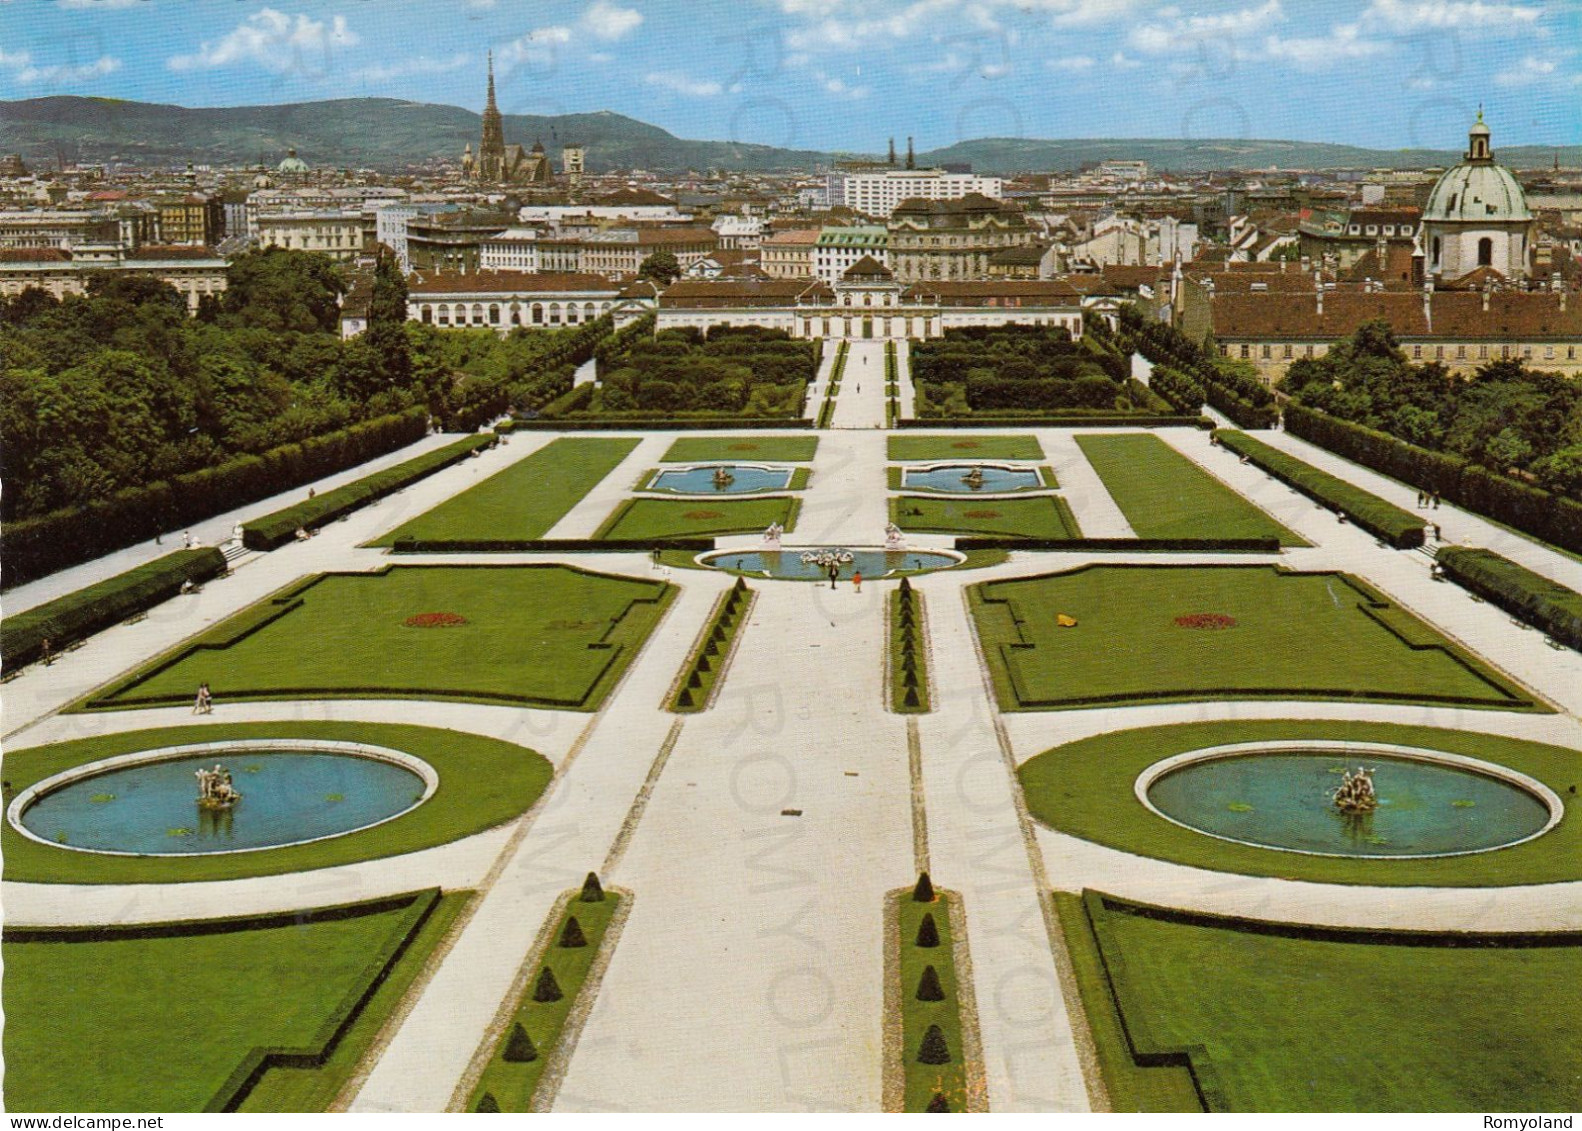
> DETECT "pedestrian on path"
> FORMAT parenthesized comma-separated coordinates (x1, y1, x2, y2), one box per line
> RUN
(853, 570, 863, 593)
(1416, 490, 1426, 508)
(182, 529, 193, 549)
(40, 637, 53, 667)
(193, 684, 206, 714)
(1432, 492, 1441, 509)
(827, 562, 839, 590)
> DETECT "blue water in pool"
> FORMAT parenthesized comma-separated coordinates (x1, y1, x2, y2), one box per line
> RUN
(649, 465, 793, 493)
(1146, 751, 1551, 857)
(902, 465, 1041, 492)
(21, 752, 427, 854)
(703, 549, 959, 580)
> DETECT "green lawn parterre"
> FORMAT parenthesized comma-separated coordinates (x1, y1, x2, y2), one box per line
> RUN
(371, 436, 638, 545)
(1022, 720, 1581, 887)
(890, 495, 1081, 540)
(896, 891, 969, 1112)
(3, 721, 553, 885)
(888, 434, 1044, 461)
(87, 564, 674, 712)
(658, 435, 819, 462)
(1075, 433, 1306, 545)
(1063, 891, 1582, 1111)
(3, 891, 461, 1112)
(595, 495, 799, 540)
(971, 564, 1538, 712)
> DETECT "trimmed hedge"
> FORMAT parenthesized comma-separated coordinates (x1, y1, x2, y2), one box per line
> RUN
(672, 577, 753, 711)
(389, 536, 715, 553)
(502, 417, 814, 431)
(4, 408, 428, 589)
(952, 536, 1280, 553)
(898, 414, 1210, 429)
(1, 547, 227, 670)
(1437, 546, 1582, 650)
(1216, 430, 1425, 549)
(533, 381, 596, 419)
(890, 580, 930, 712)
(241, 435, 494, 551)
(1145, 365, 1205, 414)
(1285, 405, 1582, 556)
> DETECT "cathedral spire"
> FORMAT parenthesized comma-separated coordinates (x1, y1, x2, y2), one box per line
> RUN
(486, 49, 498, 116)
(478, 48, 506, 182)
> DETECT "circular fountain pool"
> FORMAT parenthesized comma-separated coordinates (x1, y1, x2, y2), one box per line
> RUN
(1138, 742, 1560, 858)
(647, 464, 794, 494)
(901, 463, 1042, 493)
(11, 740, 435, 856)
(698, 547, 963, 580)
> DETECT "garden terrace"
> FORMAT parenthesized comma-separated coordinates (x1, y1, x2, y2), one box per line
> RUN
(1020, 720, 1579, 887)
(887, 434, 1044, 461)
(2, 890, 464, 1112)
(1059, 890, 1582, 1111)
(371, 437, 638, 545)
(909, 325, 1143, 417)
(87, 564, 674, 712)
(970, 564, 1538, 712)
(581, 325, 814, 418)
(891, 495, 1081, 540)
(3, 722, 552, 885)
(658, 435, 819, 462)
(1215, 430, 1426, 548)
(1074, 434, 1306, 545)
(595, 496, 799, 541)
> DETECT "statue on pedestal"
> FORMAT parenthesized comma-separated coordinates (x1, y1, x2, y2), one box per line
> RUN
(762, 522, 783, 550)
(885, 522, 906, 551)
(195, 764, 242, 810)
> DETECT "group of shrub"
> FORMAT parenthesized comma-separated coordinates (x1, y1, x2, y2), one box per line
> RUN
(587, 325, 813, 418)
(1, 547, 227, 671)
(899, 872, 966, 1112)
(816, 341, 848, 429)
(1118, 305, 1278, 428)
(1215, 430, 1425, 549)
(672, 577, 752, 711)
(891, 577, 930, 712)
(1286, 404, 1582, 556)
(911, 325, 1147, 416)
(1436, 547, 1582, 651)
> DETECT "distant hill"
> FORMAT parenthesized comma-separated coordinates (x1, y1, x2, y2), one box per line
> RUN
(1, 96, 1575, 174)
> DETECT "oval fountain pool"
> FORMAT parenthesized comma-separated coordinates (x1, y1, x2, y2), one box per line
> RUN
(901, 464, 1042, 493)
(1138, 743, 1560, 859)
(13, 742, 434, 856)
(699, 547, 963, 580)
(648, 464, 794, 494)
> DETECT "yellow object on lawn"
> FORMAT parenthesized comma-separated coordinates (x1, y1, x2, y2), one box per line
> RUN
(1056, 614, 1078, 628)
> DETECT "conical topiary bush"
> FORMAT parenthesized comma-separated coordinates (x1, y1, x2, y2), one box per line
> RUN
(916, 912, 940, 948)
(558, 916, 588, 948)
(476, 1092, 500, 1112)
(913, 872, 935, 902)
(904, 687, 921, 708)
(580, 872, 605, 902)
(676, 688, 694, 707)
(696, 653, 711, 673)
(533, 966, 564, 1003)
(925, 1092, 951, 1112)
(916, 964, 945, 1002)
(704, 638, 718, 656)
(734, 576, 747, 592)
(687, 669, 703, 689)
(918, 1023, 951, 1065)
(899, 577, 912, 595)
(503, 1022, 537, 1063)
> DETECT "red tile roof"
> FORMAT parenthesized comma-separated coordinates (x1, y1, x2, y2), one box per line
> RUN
(1212, 289, 1582, 340)
(407, 270, 623, 295)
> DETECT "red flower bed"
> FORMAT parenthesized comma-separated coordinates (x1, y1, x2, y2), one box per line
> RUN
(403, 612, 469, 628)
(950, 440, 982, 449)
(683, 509, 725, 519)
(1173, 613, 1238, 629)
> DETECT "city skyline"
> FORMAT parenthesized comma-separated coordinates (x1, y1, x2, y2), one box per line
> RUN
(3, 0, 1580, 153)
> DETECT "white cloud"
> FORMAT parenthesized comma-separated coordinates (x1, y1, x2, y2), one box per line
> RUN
(587, 51, 614, 63)
(496, 26, 572, 70)
(1, 49, 120, 84)
(1495, 53, 1559, 86)
(1039, 0, 1143, 27)
(581, 0, 642, 41)
(57, 0, 143, 8)
(784, 0, 957, 51)
(168, 9, 357, 72)
(813, 68, 870, 96)
(1047, 54, 1095, 71)
(645, 70, 723, 96)
(1129, 0, 1285, 54)
(1110, 50, 1142, 70)
(1358, 0, 1542, 33)
(1261, 24, 1389, 69)
(356, 53, 471, 83)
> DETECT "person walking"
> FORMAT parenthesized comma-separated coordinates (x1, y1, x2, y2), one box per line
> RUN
(1432, 492, 1441, 510)
(193, 684, 207, 714)
(200, 682, 213, 714)
(827, 562, 839, 590)
(40, 637, 53, 667)
(853, 570, 863, 594)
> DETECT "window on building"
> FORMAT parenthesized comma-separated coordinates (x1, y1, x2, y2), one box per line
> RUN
(532, 303, 544, 324)
(1436, 345, 1445, 359)
(1413, 345, 1422, 359)
(1432, 236, 1441, 265)
(1545, 345, 1555, 359)
(1261, 345, 1271, 359)
(1478, 237, 1493, 267)
(1479, 344, 1488, 358)
(1283, 343, 1293, 359)
(489, 304, 500, 324)
(1457, 344, 1467, 358)
(1240, 344, 1250, 359)
(1306, 344, 1315, 358)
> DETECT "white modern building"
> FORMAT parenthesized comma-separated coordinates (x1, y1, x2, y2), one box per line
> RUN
(479, 227, 542, 273)
(813, 226, 890, 286)
(827, 169, 1004, 218)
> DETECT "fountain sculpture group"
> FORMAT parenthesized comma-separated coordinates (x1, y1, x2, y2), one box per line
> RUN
(962, 464, 986, 488)
(712, 467, 735, 489)
(195, 764, 242, 811)
(1331, 766, 1378, 814)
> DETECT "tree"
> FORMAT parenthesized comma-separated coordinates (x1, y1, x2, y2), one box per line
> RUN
(503, 1022, 538, 1063)
(1533, 445, 1582, 499)
(637, 250, 681, 286)
(220, 248, 345, 333)
(364, 247, 412, 394)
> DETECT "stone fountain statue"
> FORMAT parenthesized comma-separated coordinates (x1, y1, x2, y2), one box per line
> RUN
(712, 466, 736, 489)
(961, 464, 987, 488)
(885, 522, 906, 551)
(1331, 766, 1377, 814)
(195, 764, 242, 811)
(761, 521, 783, 550)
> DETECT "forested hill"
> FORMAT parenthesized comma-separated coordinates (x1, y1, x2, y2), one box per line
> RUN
(5, 95, 1576, 173)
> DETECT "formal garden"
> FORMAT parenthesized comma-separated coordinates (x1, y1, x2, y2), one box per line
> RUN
(890, 494, 1081, 540)
(969, 565, 1540, 712)
(594, 495, 799, 541)
(85, 564, 674, 711)
(888, 434, 1044, 461)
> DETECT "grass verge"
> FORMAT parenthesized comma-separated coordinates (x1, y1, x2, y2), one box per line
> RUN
(888, 435, 1044, 461)
(671, 578, 754, 711)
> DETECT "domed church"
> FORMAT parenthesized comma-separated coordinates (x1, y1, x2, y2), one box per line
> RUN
(1421, 110, 1534, 282)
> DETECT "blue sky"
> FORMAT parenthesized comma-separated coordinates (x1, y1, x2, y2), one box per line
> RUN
(2, 0, 1578, 151)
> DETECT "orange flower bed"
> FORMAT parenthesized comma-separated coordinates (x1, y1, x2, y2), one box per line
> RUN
(1173, 613, 1238, 629)
(403, 612, 469, 628)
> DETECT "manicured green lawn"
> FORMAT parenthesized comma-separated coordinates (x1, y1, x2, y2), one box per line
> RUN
(89, 564, 673, 711)
(3, 893, 447, 1112)
(1075, 433, 1305, 545)
(595, 496, 799, 540)
(888, 435, 1043, 461)
(890, 495, 1081, 539)
(972, 564, 1536, 711)
(896, 892, 967, 1111)
(471, 891, 622, 1112)
(1021, 720, 1581, 887)
(3, 722, 552, 884)
(371, 437, 638, 544)
(659, 435, 819, 462)
(1073, 892, 1582, 1111)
